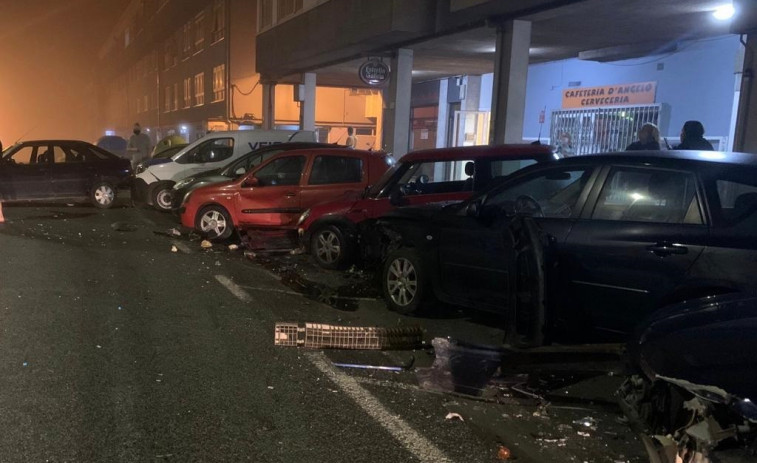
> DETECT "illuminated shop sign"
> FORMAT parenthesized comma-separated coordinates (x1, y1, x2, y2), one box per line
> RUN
(359, 59, 391, 87)
(562, 82, 657, 108)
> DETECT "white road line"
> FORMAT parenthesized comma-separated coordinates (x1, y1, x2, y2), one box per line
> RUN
(215, 275, 452, 462)
(238, 285, 302, 296)
(305, 351, 453, 463)
(214, 275, 252, 303)
(354, 376, 424, 393)
(172, 241, 192, 254)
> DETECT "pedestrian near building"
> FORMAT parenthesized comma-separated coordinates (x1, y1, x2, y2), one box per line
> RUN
(346, 127, 358, 149)
(674, 120, 715, 151)
(626, 123, 661, 151)
(127, 123, 152, 169)
(555, 132, 574, 156)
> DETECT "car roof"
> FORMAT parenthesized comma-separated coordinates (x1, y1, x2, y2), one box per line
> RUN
(18, 139, 94, 145)
(400, 144, 555, 163)
(561, 150, 757, 167)
(268, 147, 387, 157)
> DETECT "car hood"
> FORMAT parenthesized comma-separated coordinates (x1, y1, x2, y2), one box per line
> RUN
(631, 293, 757, 414)
(142, 158, 173, 168)
(191, 179, 240, 197)
(178, 174, 231, 190)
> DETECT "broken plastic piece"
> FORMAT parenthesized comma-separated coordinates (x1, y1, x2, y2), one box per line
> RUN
(496, 445, 511, 460)
(274, 322, 422, 350)
(445, 412, 464, 421)
(333, 362, 407, 372)
(171, 245, 178, 253)
(200, 240, 212, 249)
(228, 244, 239, 251)
(572, 416, 598, 430)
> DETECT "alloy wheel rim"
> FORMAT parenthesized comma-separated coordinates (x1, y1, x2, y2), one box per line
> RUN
(386, 257, 418, 307)
(156, 190, 173, 209)
(315, 231, 341, 263)
(200, 210, 226, 237)
(95, 186, 114, 205)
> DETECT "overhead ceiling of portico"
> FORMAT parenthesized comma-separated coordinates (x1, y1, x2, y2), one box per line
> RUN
(301, 0, 737, 87)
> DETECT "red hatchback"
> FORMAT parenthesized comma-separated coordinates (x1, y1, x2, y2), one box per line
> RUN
(180, 148, 393, 240)
(299, 144, 555, 269)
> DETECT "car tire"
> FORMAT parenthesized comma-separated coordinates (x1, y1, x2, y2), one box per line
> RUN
(151, 182, 174, 212)
(91, 181, 117, 209)
(311, 225, 353, 270)
(382, 248, 426, 315)
(196, 205, 234, 241)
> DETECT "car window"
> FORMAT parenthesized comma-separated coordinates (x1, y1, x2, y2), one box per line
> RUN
(182, 138, 234, 164)
(485, 167, 591, 218)
(715, 175, 757, 224)
(254, 156, 306, 187)
(309, 156, 363, 185)
(228, 149, 284, 176)
(592, 168, 703, 224)
(52, 146, 68, 163)
(7, 146, 36, 165)
(87, 145, 115, 160)
(395, 160, 473, 196)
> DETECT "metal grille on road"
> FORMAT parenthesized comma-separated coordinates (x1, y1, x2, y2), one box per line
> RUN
(274, 322, 422, 350)
(551, 104, 662, 155)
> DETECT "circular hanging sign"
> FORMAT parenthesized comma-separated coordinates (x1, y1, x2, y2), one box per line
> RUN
(359, 59, 391, 87)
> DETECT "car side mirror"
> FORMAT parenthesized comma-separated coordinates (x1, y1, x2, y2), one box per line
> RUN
(466, 201, 480, 218)
(389, 188, 405, 207)
(242, 176, 259, 188)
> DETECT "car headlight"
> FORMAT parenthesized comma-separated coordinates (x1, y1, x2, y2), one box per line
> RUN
(297, 209, 311, 226)
(174, 178, 194, 190)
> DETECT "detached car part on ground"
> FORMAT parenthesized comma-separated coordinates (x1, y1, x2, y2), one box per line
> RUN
(132, 129, 316, 211)
(179, 148, 392, 241)
(0, 140, 132, 209)
(376, 150, 757, 345)
(298, 144, 555, 270)
(620, 294, 757, 463)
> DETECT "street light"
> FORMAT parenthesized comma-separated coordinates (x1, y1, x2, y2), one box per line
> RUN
(713, 3, 735, 20)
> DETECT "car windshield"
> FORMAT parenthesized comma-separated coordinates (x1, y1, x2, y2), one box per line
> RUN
(366, 164, 401, 197)
(153, 145, 187, 159)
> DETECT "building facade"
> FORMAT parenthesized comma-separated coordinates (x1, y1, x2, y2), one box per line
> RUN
(97, 0, 382, 147)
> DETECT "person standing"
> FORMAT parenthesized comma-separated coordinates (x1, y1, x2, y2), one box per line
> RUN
(626, 123, 661, 151)
(345, 127, 358, 149)
(127, 123, 152, 169)
(674, 120, 714, 151)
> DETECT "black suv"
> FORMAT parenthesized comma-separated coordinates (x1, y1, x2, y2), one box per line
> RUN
(377, 151, 757, 345)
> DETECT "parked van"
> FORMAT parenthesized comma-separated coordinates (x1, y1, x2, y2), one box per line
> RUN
(179, 148, 392, 240)
(133, 130, 316, 209)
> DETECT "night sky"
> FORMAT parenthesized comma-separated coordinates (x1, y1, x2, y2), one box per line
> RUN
(0, 0, 129, 145)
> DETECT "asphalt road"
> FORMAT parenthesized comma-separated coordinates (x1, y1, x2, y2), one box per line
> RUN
(0, 200, 648, 463)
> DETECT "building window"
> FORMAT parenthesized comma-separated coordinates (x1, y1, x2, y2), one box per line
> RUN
(194, 13, 205, 52)
(165, 86, 172, 113)
(184, 78, 192, 108)
(182, 22, 192, 58)
(194, 73, 205, 106)
(173, 83, 179, 111)
(277, 0, 303, 21)
(259, 0, 274, 31)
(212, 0, 225, 43)
(212, 65, 226, 102)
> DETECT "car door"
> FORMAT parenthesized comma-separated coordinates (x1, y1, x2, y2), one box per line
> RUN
(50, 144, 90, 197)
(0, 143, 52, 199)
(436, 165, 596, 311)
(236, 154, 307, 227)
(564, 165, 708, 334)
(300, 153, 366, 209)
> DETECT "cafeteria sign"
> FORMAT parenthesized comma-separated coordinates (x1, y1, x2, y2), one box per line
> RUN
(562, 82, 657, 108)
(359, 59, 390, 87)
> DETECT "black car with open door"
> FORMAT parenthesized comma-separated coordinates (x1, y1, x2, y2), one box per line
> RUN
(0, 140, 133, 208)
(376, 150, 757, 346)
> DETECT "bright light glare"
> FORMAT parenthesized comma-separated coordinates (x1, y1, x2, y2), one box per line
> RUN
(713, 4, 735, 20)
(630, 192, 646, 202)
(699, 151, 727, 160)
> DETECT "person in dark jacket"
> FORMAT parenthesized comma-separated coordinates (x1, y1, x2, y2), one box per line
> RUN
(674, 120, 714, 151)
(626, 123, 661, 151)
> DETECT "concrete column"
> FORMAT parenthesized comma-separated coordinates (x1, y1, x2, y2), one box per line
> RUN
(300, 73, 316, 131)
(382, 49, 413, 157)
(262, 82, 276, 130)
(489, 20, 531, 145)
(733, 35, 757, 153)
(436, 79, 449, 148)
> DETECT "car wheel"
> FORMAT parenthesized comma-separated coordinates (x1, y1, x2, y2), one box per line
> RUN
(91, 182, 116, 209)
(151, 183, 174, 212)
(383, 248, 426, 315)
(311, 225, 353, 270)
(196, 205, 234, 241)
